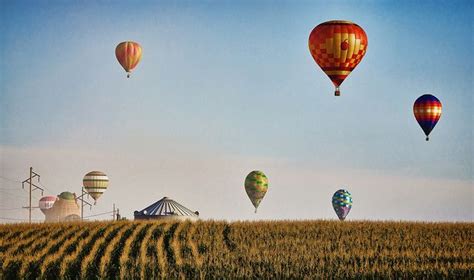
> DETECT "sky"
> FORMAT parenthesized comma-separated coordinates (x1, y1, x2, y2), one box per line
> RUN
(0, 0, 472, 222)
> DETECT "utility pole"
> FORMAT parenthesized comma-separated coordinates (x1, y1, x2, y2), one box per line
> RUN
(22, 167, 43, 223)
(113, 203, 116, 221)
(76, 187, 93, 221)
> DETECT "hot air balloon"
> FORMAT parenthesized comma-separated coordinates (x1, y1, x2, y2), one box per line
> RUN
(39, 195, 57, 215)
(309, 20, 368, 96)
(44, 192, 80, 222)
(83, 171, 109, 204)
(413, 94, 442, 141)
(244, 171, 268, 213)
(332, 189, 352, 221)
(115, 41, 142, 78)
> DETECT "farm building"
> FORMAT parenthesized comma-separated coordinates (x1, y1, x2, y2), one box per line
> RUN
(134, 197, 199, 221)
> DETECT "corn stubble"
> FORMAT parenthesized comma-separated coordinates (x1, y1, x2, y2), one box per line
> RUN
(0, 220, 471, 279)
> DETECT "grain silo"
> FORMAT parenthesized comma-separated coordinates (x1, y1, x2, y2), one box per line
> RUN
(134, 197, 199, 221)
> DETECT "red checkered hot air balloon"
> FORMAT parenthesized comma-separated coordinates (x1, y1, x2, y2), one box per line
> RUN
(309, 20, 368, 96)
(115, 41, 142, 78)
(413, 94, 442, 141)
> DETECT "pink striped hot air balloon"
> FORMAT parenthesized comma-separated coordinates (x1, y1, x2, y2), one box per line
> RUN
(39, 195, 57, 215)
(83, 171, 109, 204)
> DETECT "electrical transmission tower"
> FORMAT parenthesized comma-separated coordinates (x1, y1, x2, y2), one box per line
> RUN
(76, 187, 93, 221)
(112, 204, 120, 221)
(22, 167, 43, 223)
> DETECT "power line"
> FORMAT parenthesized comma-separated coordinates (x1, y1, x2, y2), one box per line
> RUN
(0, 185, 41, 203)
(0, 216, 41, 221)
(0, 187, 40, 200)
(0, 176, 31, 197)
(0, 217, 27, 221)
(83, 211, 114, 219)
(1, 174, 67, 200)
(21, 167, 44, 223)
(0, 207, 24, 211)
(2, 185, 31, 194)
(0, 185, 22, 190)
(0, 175, 56, 194)
(0, 177, 22, 190)
(0, 189, 29, 200)
(0, 176, 21, 183)
(37, 181, 55, 194)
(77, 187, 93, 220)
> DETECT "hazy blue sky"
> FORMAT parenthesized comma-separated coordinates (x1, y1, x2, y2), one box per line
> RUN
(1, 0, 472, 222)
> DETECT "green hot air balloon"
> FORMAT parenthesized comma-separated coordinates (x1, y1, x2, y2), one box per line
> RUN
(244, 170, 268, 213)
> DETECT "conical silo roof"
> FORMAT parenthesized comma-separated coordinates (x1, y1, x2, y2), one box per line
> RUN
(135, 197, 198, 218)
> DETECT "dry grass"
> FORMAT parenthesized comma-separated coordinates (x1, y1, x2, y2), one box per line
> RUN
(0, 220, 472, 279)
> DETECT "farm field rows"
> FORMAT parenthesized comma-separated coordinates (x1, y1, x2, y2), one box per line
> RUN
(0, 220, 472, 279)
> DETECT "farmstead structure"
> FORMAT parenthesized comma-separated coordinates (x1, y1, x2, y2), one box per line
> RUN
(134, 197, 199, 221)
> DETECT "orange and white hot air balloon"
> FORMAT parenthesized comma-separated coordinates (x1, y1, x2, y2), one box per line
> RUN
(83, 171, 109, 204)
(115, 41, 142, 78)
(309, 20, 368, 96)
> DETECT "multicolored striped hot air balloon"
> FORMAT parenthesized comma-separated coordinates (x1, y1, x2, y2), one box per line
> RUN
(115, 41, 142, 78)
(413, 94, 442, 141)
(39, 195, 57, 215)
(83, 171, 109, 204)
(309, 20, 368, 96)
(332, 189, 352, 221)
(244, 171, 268, 213)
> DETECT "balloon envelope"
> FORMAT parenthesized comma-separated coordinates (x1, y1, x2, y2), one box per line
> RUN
(115, 41, 142, 78)
(39, 195, 57, 215)
(44, 192, 80, 222)
(244, 171, 268, 213)
(413, 94, 442, 141)
(332, 189, 352, 221)
(83, 171, 109, 202)
(309, 20, 368, 96)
